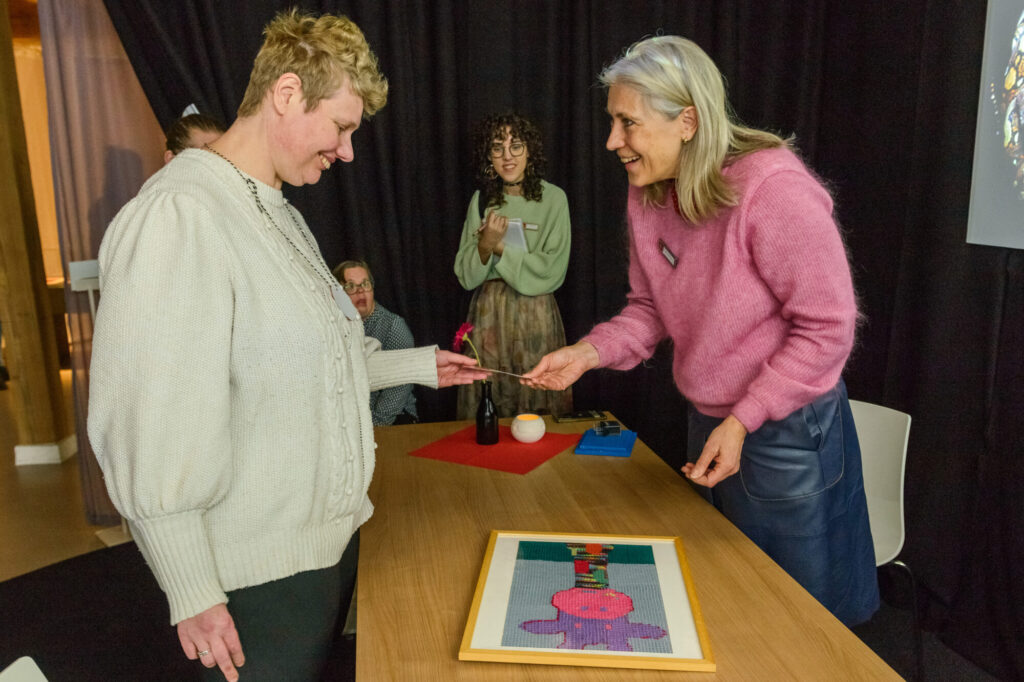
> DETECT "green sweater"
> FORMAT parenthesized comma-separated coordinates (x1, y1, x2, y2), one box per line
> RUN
(453, 180, 571, 296)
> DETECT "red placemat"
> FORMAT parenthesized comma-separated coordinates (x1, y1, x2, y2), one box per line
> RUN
(408, 425, 579, 474)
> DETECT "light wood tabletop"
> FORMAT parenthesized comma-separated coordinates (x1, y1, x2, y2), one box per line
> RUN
(356, 416, 900, 681)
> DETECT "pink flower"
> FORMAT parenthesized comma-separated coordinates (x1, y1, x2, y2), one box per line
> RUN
(453, 322, 474, 352)
(453, 322, 484, 376)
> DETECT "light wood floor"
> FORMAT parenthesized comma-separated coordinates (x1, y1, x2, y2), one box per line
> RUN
(0, 370, 117, 582)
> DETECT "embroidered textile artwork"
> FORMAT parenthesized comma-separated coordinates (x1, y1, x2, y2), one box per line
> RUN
(990, 9, 1024, 196)
(503, 541, 669, 652)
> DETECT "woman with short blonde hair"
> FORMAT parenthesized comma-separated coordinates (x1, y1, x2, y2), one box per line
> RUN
(90, 9, 483, 680)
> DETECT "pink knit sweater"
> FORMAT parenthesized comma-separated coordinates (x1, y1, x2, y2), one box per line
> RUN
(584, 148, 857, 433)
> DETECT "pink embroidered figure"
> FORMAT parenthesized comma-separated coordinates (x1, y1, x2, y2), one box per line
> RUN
(520, 543, 667, 651)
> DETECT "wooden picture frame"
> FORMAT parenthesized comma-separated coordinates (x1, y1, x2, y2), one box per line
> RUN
(459, 530, 715, 672)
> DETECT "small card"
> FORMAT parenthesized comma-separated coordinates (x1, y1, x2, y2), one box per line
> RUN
(659, 239, 678, 268)
(503, 219, 529, 252)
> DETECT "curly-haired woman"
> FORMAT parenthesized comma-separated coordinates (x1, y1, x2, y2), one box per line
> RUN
(453, 112, 573, 418)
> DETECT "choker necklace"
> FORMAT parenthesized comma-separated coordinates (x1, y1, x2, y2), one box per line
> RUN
(503, 180, 523, 187)
(203, 144, 336, 290)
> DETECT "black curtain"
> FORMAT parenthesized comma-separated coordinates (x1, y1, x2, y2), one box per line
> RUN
(101, 1, 1023, 677)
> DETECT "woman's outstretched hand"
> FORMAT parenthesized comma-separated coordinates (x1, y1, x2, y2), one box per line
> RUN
(436, 350, 491, 387)
(521, 341, 600, 391)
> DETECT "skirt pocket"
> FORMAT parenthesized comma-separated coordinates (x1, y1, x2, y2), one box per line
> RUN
(738, 386, 845, 502)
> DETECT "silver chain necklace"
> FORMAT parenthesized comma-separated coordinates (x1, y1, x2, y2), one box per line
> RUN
(204, 144, 337, 290)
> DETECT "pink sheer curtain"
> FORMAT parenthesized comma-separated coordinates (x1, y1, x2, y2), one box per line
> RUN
(38, 0, 164, 523)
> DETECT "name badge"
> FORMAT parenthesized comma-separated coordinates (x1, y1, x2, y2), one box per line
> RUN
(332, 283, 362, 320)
(525, 222, 539, 231)
(658, 239, 678, 268)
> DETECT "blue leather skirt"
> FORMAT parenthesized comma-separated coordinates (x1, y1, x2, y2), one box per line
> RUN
(686, 380, 879, 626)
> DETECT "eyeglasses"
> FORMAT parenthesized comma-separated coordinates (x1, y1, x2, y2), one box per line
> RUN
(342, 281, 373, 294)
(490, 142, 526, 158)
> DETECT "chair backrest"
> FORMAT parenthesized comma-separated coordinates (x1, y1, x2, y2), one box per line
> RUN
(68, 259, 100, 319)
(0, 657, 48, 682)
(849, 399, 912, 566)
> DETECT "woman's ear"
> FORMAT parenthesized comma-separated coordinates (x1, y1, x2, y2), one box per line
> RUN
(270, 72, 303, 114)
(679, 105, 698, 142)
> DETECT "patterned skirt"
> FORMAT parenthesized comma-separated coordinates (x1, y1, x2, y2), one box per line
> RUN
(456, 280, 573, 419)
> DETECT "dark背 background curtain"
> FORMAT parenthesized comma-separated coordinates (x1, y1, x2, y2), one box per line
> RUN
(99, 0, 1023, 677)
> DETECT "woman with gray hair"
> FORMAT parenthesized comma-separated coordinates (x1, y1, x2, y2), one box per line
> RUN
(524, 36, 878, 626)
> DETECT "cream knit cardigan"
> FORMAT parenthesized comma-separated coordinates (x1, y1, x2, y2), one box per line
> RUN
(88, 150, 438, 625)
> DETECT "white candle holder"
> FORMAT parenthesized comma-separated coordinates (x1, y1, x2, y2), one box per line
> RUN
(511, 413, 546, 443)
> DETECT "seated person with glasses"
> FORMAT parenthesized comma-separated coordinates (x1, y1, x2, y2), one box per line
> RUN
(332, 260, 418, 425)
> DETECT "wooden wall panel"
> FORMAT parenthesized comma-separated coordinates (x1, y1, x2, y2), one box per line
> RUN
(0, 4, 69, 448)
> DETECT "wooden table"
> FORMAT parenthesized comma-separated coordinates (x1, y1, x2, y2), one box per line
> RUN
(356, 417, 899, 680)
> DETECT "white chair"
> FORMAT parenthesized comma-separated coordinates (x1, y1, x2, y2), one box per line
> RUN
(849, 399, 920, 680)
(0, 657, 48, 681)
(850, 400, 911, 565)
(67, 259, 100, 319)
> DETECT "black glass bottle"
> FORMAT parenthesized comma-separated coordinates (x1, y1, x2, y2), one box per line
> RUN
(476, 382, 499, 444)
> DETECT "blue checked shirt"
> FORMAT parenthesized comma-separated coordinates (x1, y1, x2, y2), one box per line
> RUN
(362, 303, 418, 425)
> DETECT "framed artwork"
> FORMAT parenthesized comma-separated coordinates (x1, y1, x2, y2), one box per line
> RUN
(459, 530, 715, 672)
(967, 0, 1024, 249)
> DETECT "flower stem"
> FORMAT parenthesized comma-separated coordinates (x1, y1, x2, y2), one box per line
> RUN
(463, 335, 487, 383)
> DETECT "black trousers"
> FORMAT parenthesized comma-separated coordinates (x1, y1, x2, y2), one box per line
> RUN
(201, 531, 359, 681)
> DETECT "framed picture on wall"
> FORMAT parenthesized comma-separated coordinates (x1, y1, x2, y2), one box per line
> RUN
(459, 530, 715, 672)
(967, 0, 1024, 249)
